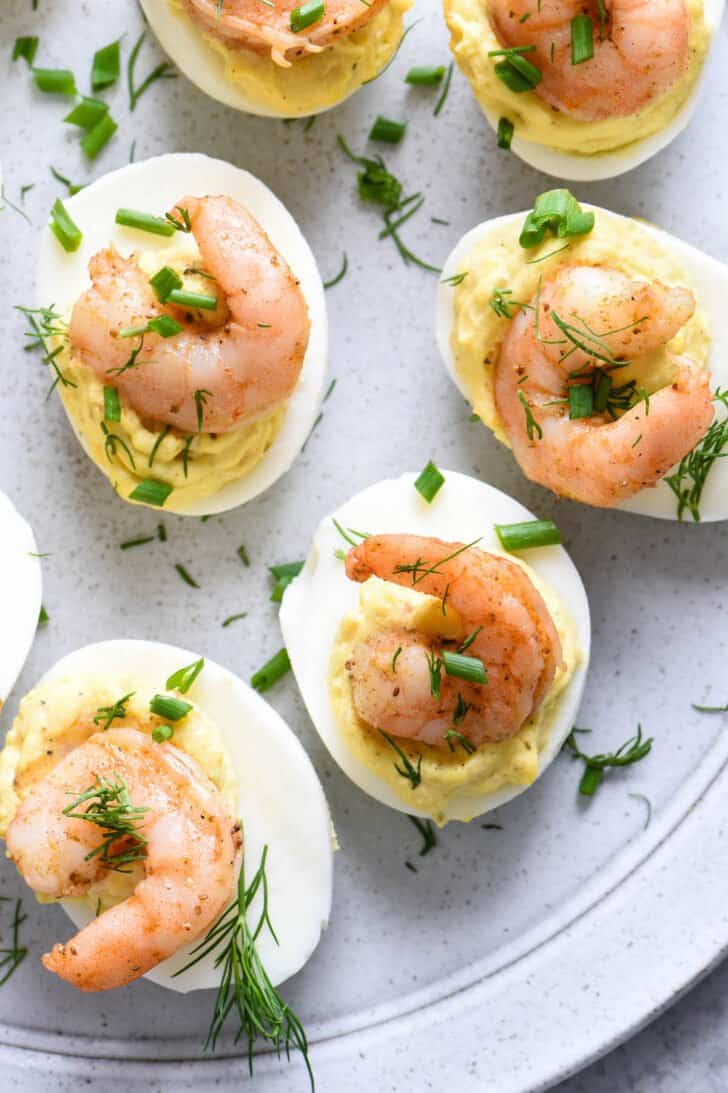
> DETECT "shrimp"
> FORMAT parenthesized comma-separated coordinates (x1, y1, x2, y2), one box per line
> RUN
(494, 264, 714, 507)
(69, 195, 310, 435)
(344, 534, 563, 747)
(488, 0, 690, 121)
(6, 728, 241, 992)
(183, 0, 390, 67)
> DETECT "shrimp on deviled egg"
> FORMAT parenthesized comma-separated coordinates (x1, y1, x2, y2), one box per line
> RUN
(36, 154, 328, 515)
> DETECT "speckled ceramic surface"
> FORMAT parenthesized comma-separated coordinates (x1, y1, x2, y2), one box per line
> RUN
(1, 1, 727, 1090)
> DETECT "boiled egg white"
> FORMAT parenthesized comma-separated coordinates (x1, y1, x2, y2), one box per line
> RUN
(37, 152, 328, 516)
(454, 0, 725, 182)
(436, 205, 728, 521)
(27, 639, 333, 992)
(280, 470, 591, 822)
(0, 490, 42, 708)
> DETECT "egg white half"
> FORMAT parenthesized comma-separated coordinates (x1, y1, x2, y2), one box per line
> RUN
(37, 152, 328, 516)
(280, 471, 591, 822)
(479, 0, 725, 181)
(0, 491, 42, 708)
(140, 0, 366, 117)
(36, 639, 333, 993)
(436, 207, 728, 522)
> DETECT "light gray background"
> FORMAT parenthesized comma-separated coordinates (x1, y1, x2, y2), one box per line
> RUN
(0, 0, 727, 1089)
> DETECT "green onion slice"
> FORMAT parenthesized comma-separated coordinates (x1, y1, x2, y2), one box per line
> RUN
(405, 65, 445, 86)
(166, 657, 205, 694)
(150, 694, 193, 721)
(91, 39, 121, 92)
(269, 560, 304, 602)
(64, 96, 109, 129)
(103, 385, 121, 422)
(166, 288, 218, 311)
(13, 37, 39, 66)
(128, 479, 173, 507)
(290, 0, 325, 32)
(497, 116, 514, 150)
(442, 651, 487, 685)
(152, 723, 174, 743)
(251, 648, 291, 692)
(369, 116, 407, 144)
(571, 15, 594, 64)
(49, 198, 82, 252)
(569, 383, 594, 420)
(81, 113, 118, 160)
(150, 265, 183, 302)
(519, 189, 595, 249)
(115, 208, 176, 237)
(414, 460, 445, 503)
(495, 519, 561, 552)
(33, 67, 77, 95)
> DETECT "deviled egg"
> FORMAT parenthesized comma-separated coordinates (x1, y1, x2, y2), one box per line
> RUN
(0, 640, 333, 997)
(140, 0, 413, 118)
(437, 190, 728, 520)
(37, 153, 327, 514)
(0, 490, 42, 708)
(281, 470, 590, 825)
(443, 0, 725, 181)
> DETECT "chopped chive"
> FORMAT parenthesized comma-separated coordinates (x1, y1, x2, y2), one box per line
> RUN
(103, 385, 121, 422)
(323, 253, 348, 289)
(150, 265, 183, 302)
(64, 96, 109, 129)
(115, 208, 176, 237)
(175, 563, 199, 588)
(49, 198, 82, 252)
(13, 37, 39, 66)
(369, 116, 407, 144)
(571, 15, 594, 64)
(33, 67, 77, 95)
(442, 651, 487, 685)
(593, 370, 612, 413)
(92, 39, 121, 92)
(433, 61, 454, 116)
(269, 560, 304, 602)
(490, 47, 541, 93)
(128, 478, 173, 507)
(150, 694, 193, 721)
(166, 288, 218, 311)
(441, 271, 468, 287)
(120, 535, 155, 550)
(152, 723, 174, 743)
(251, 648, 291, 692)
(222, 612, 247, 628)
(495, 519, 561, 552)
(497, 116, 514, 150)
(120, 315, 182, 339)
(693, 701, 728, 713)
(290, 0, 325, 32)
(405, 65, 445, 86)
(166, 657, 204, 693)
(237, 544, 250, 566)
(81, 113, 118, 160)
(414, 460, 445, 503)
(38, 605, 49, 625)
(568, 383, 594, 420)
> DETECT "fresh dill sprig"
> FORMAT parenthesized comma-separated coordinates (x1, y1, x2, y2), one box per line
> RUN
(444, 728, 475, 754)
(407, 815, 437, 855)
(106, 335, 146, 377)
(0, 899, 28, 986)
(665, 388, 728, 522)
(425, 651, 443, 699)
(93, 691, 134, 731)
(17, 304, 75, 396)
(392, 538, 480, 586)
(63, 775, 149, 873)
(692, 699, 728, 713)
(563, 724, 653, 796)
(174, 841, 313, 1088)
(127, 31, 177, 111)
(379, 731, 422, 789)
(518, 391, 542, 441)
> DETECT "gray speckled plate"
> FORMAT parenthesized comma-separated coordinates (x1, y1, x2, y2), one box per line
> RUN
(1, 1, 727, 1090)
